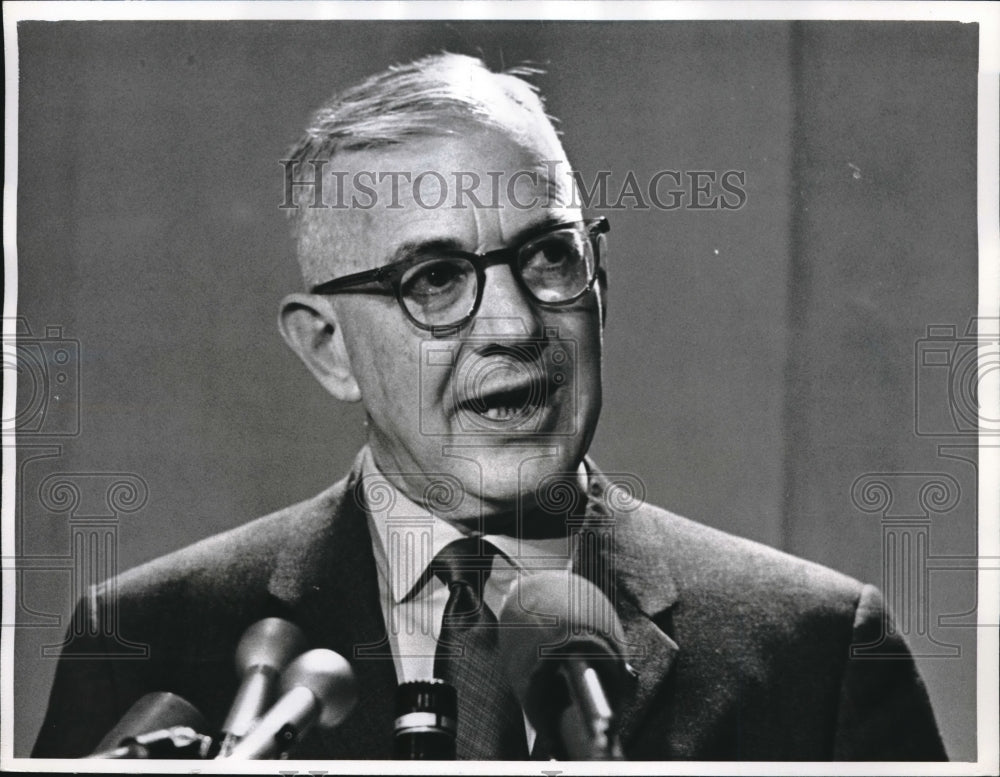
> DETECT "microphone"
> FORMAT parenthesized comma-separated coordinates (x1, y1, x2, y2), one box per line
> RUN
(393, 679, 457, 759)
(221, 648, 358, 759)
(88, 692, 214, 759)
(217, 617, 308, 756)
(498, 571, 627, 760)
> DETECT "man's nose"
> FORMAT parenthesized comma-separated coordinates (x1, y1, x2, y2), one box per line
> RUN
(468, 264, 544, 339)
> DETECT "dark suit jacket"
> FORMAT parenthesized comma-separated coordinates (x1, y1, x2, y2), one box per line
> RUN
(32, 462, 946, 760)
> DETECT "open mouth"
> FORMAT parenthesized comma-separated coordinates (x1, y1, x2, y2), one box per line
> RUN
(464, 383, 543, 422)
(450, 343, 566, 430)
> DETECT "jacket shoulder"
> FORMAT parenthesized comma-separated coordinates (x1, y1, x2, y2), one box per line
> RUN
(616, 500, 865, 623)
(103, 478, 350, 607)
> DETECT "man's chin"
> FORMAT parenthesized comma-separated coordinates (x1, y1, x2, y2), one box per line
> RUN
(452, 462, 583, 526)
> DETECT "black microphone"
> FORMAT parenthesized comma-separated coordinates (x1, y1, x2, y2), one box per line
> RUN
(393, 680, 457, 759)
(217, 617, 307, 756)
(221, 648, 358, 759)
(498, 571, 627, 760)
(88, 692, 213, 759)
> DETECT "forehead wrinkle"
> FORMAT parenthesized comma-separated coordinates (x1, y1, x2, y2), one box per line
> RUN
(502, 156, 578, 224)
(471, 203, 491, 252)
(295, 130, 579, 285)
(544, 165, 575, 208)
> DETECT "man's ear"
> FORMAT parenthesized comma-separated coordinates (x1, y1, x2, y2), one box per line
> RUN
(278, 293, 362, 402)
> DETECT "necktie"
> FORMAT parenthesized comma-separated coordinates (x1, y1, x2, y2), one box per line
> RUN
(432, 537, 529, 760)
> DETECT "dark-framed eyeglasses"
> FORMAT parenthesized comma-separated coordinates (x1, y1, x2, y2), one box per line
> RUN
(309, 217, 609, 333)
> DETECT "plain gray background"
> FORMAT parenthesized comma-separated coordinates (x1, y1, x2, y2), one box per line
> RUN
(12, 20, 979, 759)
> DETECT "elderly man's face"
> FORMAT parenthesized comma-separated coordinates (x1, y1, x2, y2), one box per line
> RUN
(290, 129, 603, 525)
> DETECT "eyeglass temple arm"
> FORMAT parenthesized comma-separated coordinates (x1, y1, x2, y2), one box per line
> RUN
(309, 265, 397, 295)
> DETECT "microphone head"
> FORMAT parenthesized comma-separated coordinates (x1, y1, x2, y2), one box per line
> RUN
(235, 617, 308, 675)
(93, 692, 207, 753)
(498, 571, 627, 714)
(280, 648, 358, 729)
(393, 680, 457, 759)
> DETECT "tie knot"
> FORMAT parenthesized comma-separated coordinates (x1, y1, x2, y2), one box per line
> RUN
(431, 537, 499, 591)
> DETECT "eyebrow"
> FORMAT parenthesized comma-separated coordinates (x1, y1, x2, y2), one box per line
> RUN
(384, 214, 572, 266)
(386, 238, 467, 266)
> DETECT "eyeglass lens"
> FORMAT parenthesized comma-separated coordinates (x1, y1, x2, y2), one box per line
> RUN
(398, 226, 597, 327)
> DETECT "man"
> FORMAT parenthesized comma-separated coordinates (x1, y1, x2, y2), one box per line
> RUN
(33, 53, 946, 761)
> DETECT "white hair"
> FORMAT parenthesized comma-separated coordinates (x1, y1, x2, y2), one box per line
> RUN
(287, 52, 561, 163)
(284, 53, 569, 285)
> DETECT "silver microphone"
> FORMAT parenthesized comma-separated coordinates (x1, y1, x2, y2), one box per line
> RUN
(221, 648, 358, 759)
(217, 617, 307, 756)
(498, 571, 627, 760)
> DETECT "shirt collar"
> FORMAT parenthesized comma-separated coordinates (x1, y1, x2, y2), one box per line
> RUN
(360, 446, 581, 603)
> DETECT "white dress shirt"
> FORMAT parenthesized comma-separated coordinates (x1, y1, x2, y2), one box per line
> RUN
(360, 445, 582, 751)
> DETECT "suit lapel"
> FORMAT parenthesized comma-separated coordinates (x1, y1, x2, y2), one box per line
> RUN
(576, 463, 681, 746)
(267, 464, 397, 757)
(614, 597, 680, 742)
(264, 457, 680, 756)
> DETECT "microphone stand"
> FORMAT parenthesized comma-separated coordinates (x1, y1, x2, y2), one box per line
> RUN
(87, 726, 216, 759)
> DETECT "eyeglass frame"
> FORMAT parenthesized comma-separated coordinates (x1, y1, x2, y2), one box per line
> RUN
(308, 216, 610, 335)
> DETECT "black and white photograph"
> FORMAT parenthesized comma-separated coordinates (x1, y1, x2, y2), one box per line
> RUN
(3, 2, 997, 773)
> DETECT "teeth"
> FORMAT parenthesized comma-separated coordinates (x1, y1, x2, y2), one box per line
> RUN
(479, 405, 535, 421)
